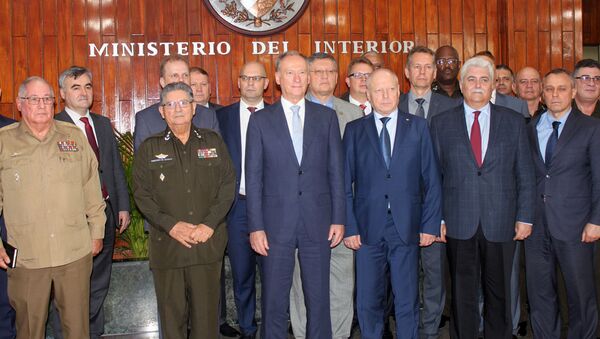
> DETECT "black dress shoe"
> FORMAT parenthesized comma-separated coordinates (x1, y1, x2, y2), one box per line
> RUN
(219, 323, 241, 337)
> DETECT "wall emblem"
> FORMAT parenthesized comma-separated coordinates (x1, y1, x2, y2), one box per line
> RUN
(204, 0, 310, 36)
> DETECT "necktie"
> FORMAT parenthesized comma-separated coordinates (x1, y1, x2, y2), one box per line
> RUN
(380, 117, 391, 168)
(359, 104, 367, 113)
(545, 121, 561, 167)
(80, 117, 108, 198)
(470, 111, 482, 167)
(291, 105, 303, 163)
(415, 98, 426, 118)
(248, 106, 256, 113)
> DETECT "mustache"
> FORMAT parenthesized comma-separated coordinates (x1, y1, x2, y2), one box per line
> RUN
(471, 88, 485, 94)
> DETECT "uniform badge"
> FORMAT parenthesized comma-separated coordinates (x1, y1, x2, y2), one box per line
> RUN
(57, 140, 79, 152)
(159, 173, 165, 181)
(198, 148, 218, 159)
(150, 153, 173, 163)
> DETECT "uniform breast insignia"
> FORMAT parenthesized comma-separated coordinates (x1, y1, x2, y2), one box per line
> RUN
(159, 173, 165, 181)
(57, 140, 79, 152)
(198, 148, 218, 159)
(150, 153, 173, 163)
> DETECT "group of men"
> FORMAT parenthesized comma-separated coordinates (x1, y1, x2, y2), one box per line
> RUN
(0, 43, 599, 339)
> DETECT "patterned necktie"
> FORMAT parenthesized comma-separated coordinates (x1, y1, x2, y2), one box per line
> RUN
(415, 98, 426, 118)
(380, 117, 391, 168)
(248, 106, 256, 113)
(470, 111, 482, 167)
(291, 105, 303, 163)
(545, 121, 561, 167)
(80, 117, 108, 198)
(359, 104, 367, 114)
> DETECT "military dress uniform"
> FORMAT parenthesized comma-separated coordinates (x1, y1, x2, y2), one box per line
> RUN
(133, 126, 235, 339)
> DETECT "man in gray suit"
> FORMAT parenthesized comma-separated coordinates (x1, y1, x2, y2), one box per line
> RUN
(133, 55, 220, 150)
(289, 52, 361, 339)
(51, 66, 131, 339)
(400, 46, 458, 339)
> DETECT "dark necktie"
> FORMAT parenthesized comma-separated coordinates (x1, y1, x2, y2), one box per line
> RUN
(380, 117, 391, 168)
(359, 104, 367, 113)
(80, 117, 108, 198)
(248, 106, 256, 113)
(415, 98, 426, 118)
(545, 121, 561, 167)
(470, 111, 482, 167)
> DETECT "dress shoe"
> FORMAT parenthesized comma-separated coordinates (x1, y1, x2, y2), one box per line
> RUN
(517, 320, 528, 336)
(219, 323, 240, 337)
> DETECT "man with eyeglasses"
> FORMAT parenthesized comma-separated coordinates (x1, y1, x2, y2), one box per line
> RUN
(288, 52, 361, 339)
(514, 67, 545, 121)
(190, 67, 223, 110)
(572, 59, 600, 118)
(341, 57, 375, 114)
(133, 82, 235, 339)
(432, 45, 463, 99)
(216, 61, 269, 339)
(0, 76, 106, 339)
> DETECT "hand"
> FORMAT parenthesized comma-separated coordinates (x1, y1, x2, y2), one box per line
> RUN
(191, 224, 215, 243)
(91, 239, 103, 256)
(581, 223, 600, 243)
(513, 222, 532, 241)
(117, 211, 131, 234)
(343, 235, 362, 250)
(168, 222, 198, 248)
(250, 230, 269, 256)
(420, 233, 436, 247)
(0, 248, 10, 269)
(435, 223, 447, 243)
(328, 224, 344, 248)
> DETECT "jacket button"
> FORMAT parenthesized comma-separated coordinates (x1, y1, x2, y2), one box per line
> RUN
(298, 170, 303, 175)
(545, 174, 550, 178)
(386, 174, 391, 179)
(477, 171, 482, 176)
(298, 191, 302, 196)
(385, 194, 389, 199)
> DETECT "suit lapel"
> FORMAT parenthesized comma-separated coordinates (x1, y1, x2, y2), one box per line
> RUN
(528, 116, 546, 170)
(390, 112, 410, 166)
(483, 105, 503, 167)
(455, 107, 480, 168)
(229, 103, 242, 168)
(364, 114, 387, 168)
(302, 105, 316, 159)
(551, 110, 580, 161)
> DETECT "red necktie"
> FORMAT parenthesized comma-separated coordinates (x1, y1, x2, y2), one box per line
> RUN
(470, 111, 482, 167)
(80, 117, 108, 198)
(248, 106, 256, 113)
(359, 104, 367, 113)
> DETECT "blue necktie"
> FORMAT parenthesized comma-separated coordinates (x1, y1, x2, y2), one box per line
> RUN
(291, 105, 303, 163)
(545, 121, 561, 167)
(380, 117, 391, 168)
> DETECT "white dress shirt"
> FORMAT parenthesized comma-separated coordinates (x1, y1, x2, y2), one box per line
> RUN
(349, 95, 372, 115)
(239, 99, 264, 195)
(464, 102, 491, 161)
(64, 107, 98, 145)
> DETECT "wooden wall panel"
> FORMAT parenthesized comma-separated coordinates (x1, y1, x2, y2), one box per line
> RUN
(0, 0, 586, 129)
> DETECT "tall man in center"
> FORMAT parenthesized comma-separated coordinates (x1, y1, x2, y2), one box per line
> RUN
(246, 51, 346, 339)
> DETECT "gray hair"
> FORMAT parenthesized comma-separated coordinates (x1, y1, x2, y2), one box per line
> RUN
(18, 76, 54, 98)
(275, 50, 307, 72)
(58, 66, 92, 89)
(308, 52, 338, 70)
(159, 82, 194, 105)
(460, 56, 495, 84)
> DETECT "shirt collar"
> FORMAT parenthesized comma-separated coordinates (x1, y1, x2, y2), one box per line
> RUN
(373, 109, 399, 122)
(408, 89, 432, 103)
(542, 107, 571, 126)
(64, 107, 91, 122)
(281, 97, 305, 112)
(240, 99, 265, 111)
(306, 92, 334, 109)
(463, 102, 491, 117)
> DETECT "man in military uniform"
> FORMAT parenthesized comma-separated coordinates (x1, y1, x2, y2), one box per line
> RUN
(0, 76, 106, 339)
(133, 82, 235, 338)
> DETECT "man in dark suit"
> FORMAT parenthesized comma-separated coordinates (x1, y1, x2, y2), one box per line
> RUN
(430, 56, 536, 339)
(432, 46, 462, 99)
(341, 57, 375, 114)
(525, 68, 600, 339)
(133, 55, 220, 151)
(400, 46, 458, 339)
(51, 66, 130, 339)
(344, 67, 442, 339)
(217, 61, 269, 339)
(190, 67, 223, 110)
(246, 51, 345, 339)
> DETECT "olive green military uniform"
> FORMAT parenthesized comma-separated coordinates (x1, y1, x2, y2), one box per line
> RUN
(133, 126, 235, 339)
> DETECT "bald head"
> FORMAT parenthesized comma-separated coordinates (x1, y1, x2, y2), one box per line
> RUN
(238, 61, 268, 105)
(366, 68, 400, 115)
(514, 66, 542, 101)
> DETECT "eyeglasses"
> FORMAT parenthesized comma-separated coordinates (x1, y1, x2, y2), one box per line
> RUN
(348, 72, 371, 80)
(239, 75, 267, 82)
(435, 58, 459, 67)
(162, 99, 192, 110)
(575, 75, 600, 84)
(19, 96, 55, 105)
(310, 70, 337, 77)
(166, 73, 190, 81)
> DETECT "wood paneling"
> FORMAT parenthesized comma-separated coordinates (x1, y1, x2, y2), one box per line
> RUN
(0, 0, 584, 129)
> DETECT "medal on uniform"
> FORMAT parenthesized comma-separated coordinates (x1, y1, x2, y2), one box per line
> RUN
(159, 173, 165, 181)
(198, 148, 218, 159)
(14, 173, 19, 182)
(57, 139, 79, 152)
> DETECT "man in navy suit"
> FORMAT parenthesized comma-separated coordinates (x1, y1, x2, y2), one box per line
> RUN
(344, 68, 442, 339)
(217, 61, 269, 339)
(430, 56, 535, 339)
(246, 51, 345, 339)
(51, 66, 131, 339)
(525, 68, 600, 339)
(400, 46, 458, 339)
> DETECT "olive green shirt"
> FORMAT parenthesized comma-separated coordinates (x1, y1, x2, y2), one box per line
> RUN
(0, 121, 106, 269)
(133, 126, 235, 269)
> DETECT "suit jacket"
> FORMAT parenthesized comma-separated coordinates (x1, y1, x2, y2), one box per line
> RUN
(133, 102, 220, 150)
(344, 111, 442, 245)
(339, 91, 350, 102)
(496, 92, 529, 119)
(528, 109, 600, 241)
(55, 111, 130, 225)
(399, 92, 461, 123)
(209, 102, 223, 110)
(430, 104, 536, 242)
(306, 96, 362, 135)
(245, 100, 346, 242)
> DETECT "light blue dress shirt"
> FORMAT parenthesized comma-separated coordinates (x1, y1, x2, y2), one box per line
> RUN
(536, 108, 571, 162)
(374, 109, 398, 154)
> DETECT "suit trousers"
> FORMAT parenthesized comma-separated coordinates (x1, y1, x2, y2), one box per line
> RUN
(446, 226, 515, 339)
(8, 253, 92, 339)
(0, 218, 15, 339)
(50, 201, 116, 339)
(152, 260, 222, 339)
(290, 242, 354, 339)
(226, 199, 259, 336)
(419, 241, 446, 339)
(260, 223, 331, 339)
(356, 215, 419, 339)
(524, 219, 598, 339)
